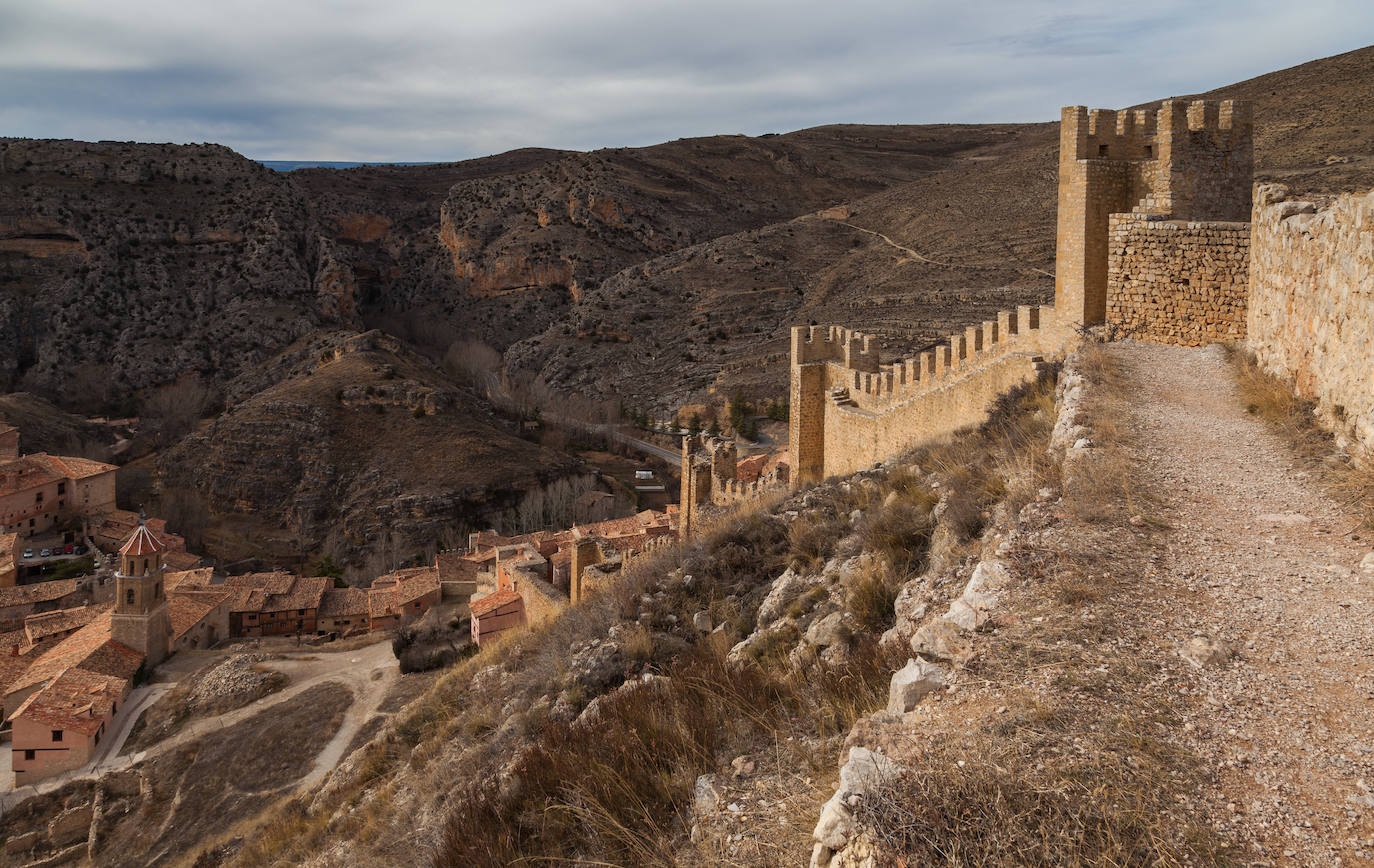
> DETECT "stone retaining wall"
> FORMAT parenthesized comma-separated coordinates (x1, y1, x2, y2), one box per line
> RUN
(1248, 184, 1374, 458)
(1106, 214, 1249, 346)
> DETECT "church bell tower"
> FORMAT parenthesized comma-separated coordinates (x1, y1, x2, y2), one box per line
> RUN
(109, 514, 172, 667)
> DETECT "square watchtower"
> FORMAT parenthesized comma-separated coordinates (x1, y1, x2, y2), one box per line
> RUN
(1054, 99, 1252, 328)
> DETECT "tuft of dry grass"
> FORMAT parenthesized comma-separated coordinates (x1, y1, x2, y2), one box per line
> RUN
(1228, 346, 1374, 528)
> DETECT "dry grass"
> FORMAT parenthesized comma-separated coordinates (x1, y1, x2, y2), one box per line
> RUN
(850, 344, 1230, 868)
(1228, 346, 1374, 528)
(222, 367, 1067, 868)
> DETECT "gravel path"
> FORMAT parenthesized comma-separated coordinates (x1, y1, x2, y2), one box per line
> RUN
(1114, 342, 1374, 866)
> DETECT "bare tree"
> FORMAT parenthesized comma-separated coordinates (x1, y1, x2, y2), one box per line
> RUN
(141, 375, 217, 447)
(443, 339, 502, 397)
(158, 485, 210, 551)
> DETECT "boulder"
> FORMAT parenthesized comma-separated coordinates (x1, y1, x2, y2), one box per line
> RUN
(910, 618, 972, 666)
(692, 610, 713, 633)
(807, 612, 852, 648)
(756, 567, 812, 626)
(887, 657, 946, 713)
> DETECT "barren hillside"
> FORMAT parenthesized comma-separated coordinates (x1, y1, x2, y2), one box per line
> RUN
(157, 330, 580, 577)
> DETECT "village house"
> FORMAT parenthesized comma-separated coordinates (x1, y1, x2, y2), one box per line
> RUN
(3, 519, 223, 785)
(0, 422, 117, 540)
(0, 580, 82, 631)
(8, 665, 130, 786)
(465, 507, 679, 645)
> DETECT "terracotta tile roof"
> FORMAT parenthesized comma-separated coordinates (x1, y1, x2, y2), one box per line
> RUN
(169, 593, 226, 641)
(40, 454, 117, 480)
(225, 571, 296, 596)
(7, 612, 142, 697)
(0, 579, 78, 610)
(272, 575, 328, 611)
(395, 569, 439, 607)
(164, 567, 214, 591)
(470, 588, 522, 618)
(367, 587, 397, 620)
(120, 521, 169, 557)
(9, 666, 126, 734)
(222, 572, 326, 614)
(734, 454, 770, 484)
(317, 587, 369, 619)
(24, 604, 107, 645)
(164, 550, 203, 571)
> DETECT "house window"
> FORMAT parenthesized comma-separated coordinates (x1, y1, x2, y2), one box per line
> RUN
(51, 729, 62, 742)
(57, 482, 65, 495)
(1097, 144, 1108, 157)
(34, 492, 42, 503)
(126, 589, 135, 605)
(1144, 144, 1153, 157)
(298, 609, 305, 616)
(23, 749, 35, 760)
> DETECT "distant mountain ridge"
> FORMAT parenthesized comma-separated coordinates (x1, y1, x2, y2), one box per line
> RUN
(259, 159, 442, 171)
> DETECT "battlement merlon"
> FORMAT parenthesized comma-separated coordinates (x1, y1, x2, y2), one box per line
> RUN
(1061, 99, 1252, 162)
(790, 325, 881, 371)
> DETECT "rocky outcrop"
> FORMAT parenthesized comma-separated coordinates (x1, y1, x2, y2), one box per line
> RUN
(0, 138, 358, 404)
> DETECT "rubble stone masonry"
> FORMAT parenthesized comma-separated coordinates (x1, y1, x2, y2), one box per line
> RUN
(1106, 214, 1250, 346)
(1248, 183, 1374, 458)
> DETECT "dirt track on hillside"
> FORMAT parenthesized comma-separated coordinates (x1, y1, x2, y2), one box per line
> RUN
(1115, 342, 1374, 866)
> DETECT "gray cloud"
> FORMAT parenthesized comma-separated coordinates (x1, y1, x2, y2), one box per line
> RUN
(0, 0, 1370, 160)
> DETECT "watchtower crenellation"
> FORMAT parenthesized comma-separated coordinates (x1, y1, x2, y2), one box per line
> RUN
(1054, 98, 1253, 329)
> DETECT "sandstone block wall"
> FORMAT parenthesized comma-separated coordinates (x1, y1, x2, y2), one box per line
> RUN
(790, 305, 1066, 486)
(1248, 184, 1374, 457)
(1106, 214, 1249, 346)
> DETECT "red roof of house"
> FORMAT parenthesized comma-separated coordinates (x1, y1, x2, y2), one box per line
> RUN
(470, 588, 522, 618)
(318, 587, 369, 619)
(9, 666, 126, 734)
(0, 579, 78, 610)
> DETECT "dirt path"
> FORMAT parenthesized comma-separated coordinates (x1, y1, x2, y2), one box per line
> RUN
(1113, 342, 1374, 866)
(0, 640, 398, 815)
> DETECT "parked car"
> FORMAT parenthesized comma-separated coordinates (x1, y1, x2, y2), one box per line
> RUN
(22, 548, 32, 559)
(39, 549, 50, 557)
(62, 544, 74, 555)
(74, 544, 88, 555)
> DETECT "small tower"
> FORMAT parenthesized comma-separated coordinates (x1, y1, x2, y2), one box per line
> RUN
(109, 514, 172, 667)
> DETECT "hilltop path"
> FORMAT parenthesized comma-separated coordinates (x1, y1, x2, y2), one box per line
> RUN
(1113, 342, 1374, 866)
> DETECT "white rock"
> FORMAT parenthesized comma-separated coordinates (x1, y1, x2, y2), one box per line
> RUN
(887, 657, 947, 713)
(812, 791, 853, 850)
(692, 611, 713, 633)
(807, 612, 852, 648)
(756, 567, 811, 626)
(1180, 635, 1232, 668)
(910, 618, 971, 666)
(693, 774, 722, 816)
(838, 747, 903, 797)
(1361, 552, 1374, 577)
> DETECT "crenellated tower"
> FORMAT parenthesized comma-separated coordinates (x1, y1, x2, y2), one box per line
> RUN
(108, 514, 172, 667)
(1054, 99, 1252, 328)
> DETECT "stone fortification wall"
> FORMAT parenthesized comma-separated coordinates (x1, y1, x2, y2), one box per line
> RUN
(1055, 100, 1251, 330)
(1248, 184, 1374, 457)
(790, 305, 1062, 485)
(1106, 214, 1249, 346)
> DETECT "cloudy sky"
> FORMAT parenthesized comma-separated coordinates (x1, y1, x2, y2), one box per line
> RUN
(1, 0, 1370, 161)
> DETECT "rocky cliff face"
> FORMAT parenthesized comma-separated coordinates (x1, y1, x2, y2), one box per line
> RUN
(0, 139, 358, 408)
(158, 330, 579, 577)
